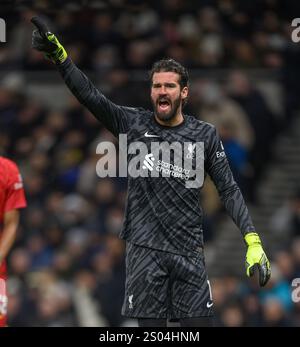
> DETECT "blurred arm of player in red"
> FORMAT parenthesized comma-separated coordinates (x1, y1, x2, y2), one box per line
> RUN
(0, 157, 27, 327)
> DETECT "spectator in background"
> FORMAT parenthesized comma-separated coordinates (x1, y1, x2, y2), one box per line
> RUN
(260, 263, 292, 313)
(291, 238, 300, 277)
(270, 190, 300, 247)
(195, 80, 255, 151)
(262, 297, 292, 327)
(226, 70, 277, 200)
(219, 301, 245, 327)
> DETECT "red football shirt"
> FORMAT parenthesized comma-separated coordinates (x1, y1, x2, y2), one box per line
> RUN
(0, 157, 27, 277)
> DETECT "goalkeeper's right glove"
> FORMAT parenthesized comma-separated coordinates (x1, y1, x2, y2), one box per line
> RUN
(31, 16, 67, 64)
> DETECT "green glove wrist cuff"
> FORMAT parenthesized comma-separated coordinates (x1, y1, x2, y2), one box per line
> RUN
(244, 232, 261, 247)
(46, 33, 68, 64)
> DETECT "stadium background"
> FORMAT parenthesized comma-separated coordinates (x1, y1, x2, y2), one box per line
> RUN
(0, 0, 300, 326)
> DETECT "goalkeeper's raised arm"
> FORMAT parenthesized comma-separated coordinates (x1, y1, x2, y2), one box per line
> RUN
(31, 16, 136, 137)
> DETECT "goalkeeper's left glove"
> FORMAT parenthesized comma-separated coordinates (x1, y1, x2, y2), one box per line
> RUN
(31, 16, 67, 64)
(244, 232, 271, 287)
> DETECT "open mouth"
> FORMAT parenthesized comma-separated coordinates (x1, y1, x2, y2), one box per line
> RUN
(157, 99, 171, 112)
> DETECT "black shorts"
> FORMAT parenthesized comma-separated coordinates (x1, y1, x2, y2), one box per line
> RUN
(121, 242, 214, 319)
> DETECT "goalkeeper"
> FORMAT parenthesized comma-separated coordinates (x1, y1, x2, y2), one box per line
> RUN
(31, 17, 271, 327)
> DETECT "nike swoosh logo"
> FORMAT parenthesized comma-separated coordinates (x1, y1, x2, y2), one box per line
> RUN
(206, 301, 214, 308)
(144, 131, 159, 138)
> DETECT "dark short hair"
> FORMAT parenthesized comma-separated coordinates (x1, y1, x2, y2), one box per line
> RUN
(149, 58, 189, 89)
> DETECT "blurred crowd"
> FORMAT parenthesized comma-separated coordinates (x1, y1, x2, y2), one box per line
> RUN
(0, 0, 300, 326)
(212, 236, 300, 327)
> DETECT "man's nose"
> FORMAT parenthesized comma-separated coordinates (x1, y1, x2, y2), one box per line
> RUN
(158, 86, 167, 94)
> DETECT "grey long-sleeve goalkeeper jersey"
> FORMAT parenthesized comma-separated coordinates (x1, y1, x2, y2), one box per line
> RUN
(58, 57, 255, 257)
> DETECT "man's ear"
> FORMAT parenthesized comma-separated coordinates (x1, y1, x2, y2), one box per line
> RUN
(181, 86, 188, 99)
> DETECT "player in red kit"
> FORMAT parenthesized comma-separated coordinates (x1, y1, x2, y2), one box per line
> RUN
(0, 157, 27, 327)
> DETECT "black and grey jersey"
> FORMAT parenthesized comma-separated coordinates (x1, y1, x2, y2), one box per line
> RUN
(58, 58, 255, 256)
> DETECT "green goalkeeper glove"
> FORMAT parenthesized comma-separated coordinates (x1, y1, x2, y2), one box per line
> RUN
(244, 232, 271, 287)
(31, 16, 67, 64)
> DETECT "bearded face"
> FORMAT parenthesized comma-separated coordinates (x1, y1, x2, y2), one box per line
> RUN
(151, 72, 188, 123)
